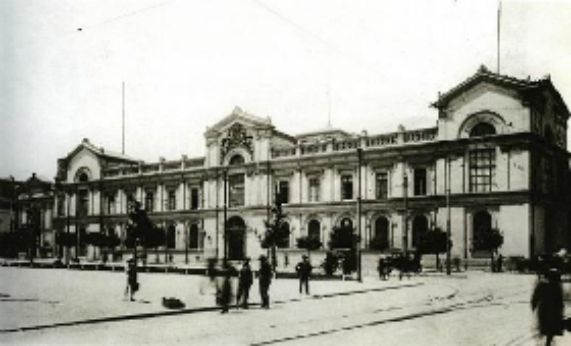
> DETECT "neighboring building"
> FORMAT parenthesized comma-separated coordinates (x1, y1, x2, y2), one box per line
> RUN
(0, 177, 20, 233)
(53, 66, 571, 266)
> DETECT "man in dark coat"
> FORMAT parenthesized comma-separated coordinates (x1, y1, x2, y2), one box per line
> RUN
(236, 258, 253, 309)
(218, 261, 234, 313)
(125, 258, 138, 301)
(295, 255, 312, 294)
(531, 269, 564, 346)
(258, 255, 273, 308)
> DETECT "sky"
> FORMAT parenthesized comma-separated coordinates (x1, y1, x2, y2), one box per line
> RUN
(1, 0, 570, 180)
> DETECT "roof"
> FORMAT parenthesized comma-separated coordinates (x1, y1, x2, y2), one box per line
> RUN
(205, 106, 273, 137)
(62, 138, 140, 165)
(431, 65, 569, 114)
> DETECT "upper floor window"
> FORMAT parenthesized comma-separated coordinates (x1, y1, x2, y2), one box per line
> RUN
(229, 174, 245, 207)
(106, 192, 116, 215)
(77, 189, 89, 216)
(145, 191, 154, 212)
(276, 180, 289, 204)
(469, 122, 496, 137)
(308, 177, 320, 202)
(190, 187, 200, 210)
(57, 194, 65, 216)
(167, 190, 176, 211)
(375, 172, 388, 199)
(341, 175, 353, 200)
(414, 168, 427, 196)
(469, 149, 496, 192)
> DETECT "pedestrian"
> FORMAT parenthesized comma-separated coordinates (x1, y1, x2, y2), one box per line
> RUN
(258, 255, 273, 309)
(377, 257, 387, 280)
(496, 254, 503, 272)
(295, 255, 312, 295)
(124, 258, 139, 301)
(218, 261, 234, 314)
(531, 268, 564, 346)
(236, 258, 253, 309)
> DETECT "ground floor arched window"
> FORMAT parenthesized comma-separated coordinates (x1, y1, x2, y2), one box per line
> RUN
(189, 223, 199, 249)
(371, 216, 389, 250)
(227, 216, 246, 260)
(167, 224, 176, 249)
(308, 219, 321, 241)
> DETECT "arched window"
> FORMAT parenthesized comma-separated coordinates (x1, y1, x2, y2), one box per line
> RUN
(469, 123, 496, 137)
(371, 216, 389, 250)
(75, 168, 91, 183)
(412, 215, 428, 248)
(473, 210, 492, 252)
(229, 154, 245, 166)
(277, 221, 290, 248)
(145, 191, 154, 212)
(308, 220, 321, 241)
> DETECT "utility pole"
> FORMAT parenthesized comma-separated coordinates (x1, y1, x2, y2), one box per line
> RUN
(356, 148, 363, 283)
(446, 156, 452, 275)
(223, 170, 228, 263)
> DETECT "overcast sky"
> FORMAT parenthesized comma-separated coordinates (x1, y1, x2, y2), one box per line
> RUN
(1, 0, 570, 180)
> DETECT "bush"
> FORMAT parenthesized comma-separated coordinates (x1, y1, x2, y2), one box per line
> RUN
(321, 251, 339, 276)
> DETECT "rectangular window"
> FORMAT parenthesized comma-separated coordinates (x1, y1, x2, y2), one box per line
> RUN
(167, 190, 176, 211)
(309, 177, 320, 202)
(277, 180, 289, 204)
(414, 168, 427, 196)
(77, 189, 89, 216)
(190, 187, 199, 210)
(341, 175, 353, 200)
(107, 193, 116, 215)
(375, 172, 388, 199)
(229, 174, 245, 207)
(145, 191, 154, 212)
(469, 149, 496, 192)
(57, 195, 65, 216)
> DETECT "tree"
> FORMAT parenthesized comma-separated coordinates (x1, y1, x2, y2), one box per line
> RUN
(84, 232, 107, 260)
(418, 228, 452, 272)
(329, 225, 358, 273)
(55, 232, 76, 264)
(0, 232, 30, 258)
(477, 228, 504, 272)
(261, 198, 289, 271)
(296, 236, 322, 258)
(369, 236, 389, 252)
(124, 200, 157, 265)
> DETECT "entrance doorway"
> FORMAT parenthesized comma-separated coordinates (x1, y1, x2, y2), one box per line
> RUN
(227, 216, 246, 260)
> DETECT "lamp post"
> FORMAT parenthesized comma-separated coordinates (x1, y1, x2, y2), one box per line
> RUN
(446, 156, 452, 275)
(356, 148, 363, 282)
(223, 170, 228, 263)
(403, 173, 409, 255)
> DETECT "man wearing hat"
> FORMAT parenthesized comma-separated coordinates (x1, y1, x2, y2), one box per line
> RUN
(236, 258, 253, 309)
(295, 254, 313, 295)
(258, 255, 273, 308)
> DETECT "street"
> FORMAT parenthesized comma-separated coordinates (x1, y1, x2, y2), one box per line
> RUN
(0, 267, 570, 345)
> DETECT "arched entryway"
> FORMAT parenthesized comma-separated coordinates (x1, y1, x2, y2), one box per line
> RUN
(371, 216, 389, 250)
(412, 215, 428, 248)
(308, 219, 321, 241)
(227, 216, 246, 260)
(473, 210, 492, 252)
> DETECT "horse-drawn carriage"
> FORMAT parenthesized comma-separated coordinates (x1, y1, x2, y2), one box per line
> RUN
(377, 250, 422, 280)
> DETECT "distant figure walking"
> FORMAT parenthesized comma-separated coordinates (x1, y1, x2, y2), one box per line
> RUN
(531, 269, 564, 346)
(237, 258, 253, 309)
(295, 255, 313, 294)
(378, 257, 388, 280)
(124, 258, 138, 301)
(258, 255, 273, 309)
(218, 261, 234, 314)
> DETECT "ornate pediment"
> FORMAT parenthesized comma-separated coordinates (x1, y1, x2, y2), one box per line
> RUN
(220, 123, 254, 157)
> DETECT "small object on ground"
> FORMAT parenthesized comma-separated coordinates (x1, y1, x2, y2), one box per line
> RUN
(162, 297, 185, 309)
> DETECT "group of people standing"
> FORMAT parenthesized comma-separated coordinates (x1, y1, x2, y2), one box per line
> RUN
(216, 254, 313, 313)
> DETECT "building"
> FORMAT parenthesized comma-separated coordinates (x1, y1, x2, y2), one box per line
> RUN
(52, 66, 571, 267)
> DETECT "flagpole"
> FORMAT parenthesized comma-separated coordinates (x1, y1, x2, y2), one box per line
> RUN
(122, 81, 125, 155)
(497, 0, 501, 74)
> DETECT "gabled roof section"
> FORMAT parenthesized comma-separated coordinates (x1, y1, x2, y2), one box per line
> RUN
(432, 65, 543, 109)
(61, 138, 140, 165)
(205, 106, 273, 137)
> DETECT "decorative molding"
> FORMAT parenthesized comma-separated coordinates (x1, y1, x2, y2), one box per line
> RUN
(220, 123, 253, 158)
